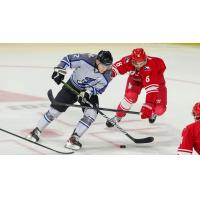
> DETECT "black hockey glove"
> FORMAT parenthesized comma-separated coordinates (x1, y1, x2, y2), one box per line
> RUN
(78, 91, 91, 104)
(51, 67, 66, 85)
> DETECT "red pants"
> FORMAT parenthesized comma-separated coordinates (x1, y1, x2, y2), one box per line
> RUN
(116, 76, 167, 118)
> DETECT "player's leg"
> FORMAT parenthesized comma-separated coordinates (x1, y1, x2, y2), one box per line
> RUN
(149, 85, 167, 123)
(106, 76, 142, 127)
(27, 86, 78, 142)
(65, 95, 99, 150)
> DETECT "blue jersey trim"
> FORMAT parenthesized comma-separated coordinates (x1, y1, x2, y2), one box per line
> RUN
(70, 59, 96, 68)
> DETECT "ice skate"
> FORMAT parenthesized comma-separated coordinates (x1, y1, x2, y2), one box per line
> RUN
(26, 127, 41, 142)
(106, 116, 122, 128)
(149, 114, 157, 124)
(64, 133, 82, 151)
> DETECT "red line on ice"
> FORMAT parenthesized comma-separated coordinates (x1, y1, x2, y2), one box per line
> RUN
(0, 90, 46, 102)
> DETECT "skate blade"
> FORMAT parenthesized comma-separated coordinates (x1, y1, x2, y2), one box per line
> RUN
(26, 135, 38, 143)
(64, 143, 81, 151)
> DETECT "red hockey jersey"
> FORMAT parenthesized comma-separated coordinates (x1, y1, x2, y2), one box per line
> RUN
(177, 120, 200, 155)
(112, 55, 166, 103)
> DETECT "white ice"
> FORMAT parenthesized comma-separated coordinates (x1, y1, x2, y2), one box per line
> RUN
(0, 44, 200, 154)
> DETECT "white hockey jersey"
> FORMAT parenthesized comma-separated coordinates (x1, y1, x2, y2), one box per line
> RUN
(57, 53, 112, 95)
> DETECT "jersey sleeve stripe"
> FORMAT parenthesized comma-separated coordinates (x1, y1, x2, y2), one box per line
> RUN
(112, 67, 120, 76)
(61, 56, 71, 68)
(146, 90, 159, 94)
(145, 85, 159, 94)
(145, 84, 159, 90)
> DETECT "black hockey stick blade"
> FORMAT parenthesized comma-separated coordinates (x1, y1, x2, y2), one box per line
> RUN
(47, 89, 55, 103)
(99, 110, 154, 144)
(125, 133, 154, 143)
(0, 128, 74, 154)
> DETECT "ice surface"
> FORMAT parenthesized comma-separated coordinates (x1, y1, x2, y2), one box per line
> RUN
(0, 44, 199, 154)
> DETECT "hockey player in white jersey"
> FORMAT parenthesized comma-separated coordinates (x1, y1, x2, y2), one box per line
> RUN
(27, 51, 113, 150)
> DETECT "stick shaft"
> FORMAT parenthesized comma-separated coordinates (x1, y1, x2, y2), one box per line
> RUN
(55, 82, 154, 144)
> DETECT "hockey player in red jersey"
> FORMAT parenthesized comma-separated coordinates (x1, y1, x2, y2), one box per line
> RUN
(106, 48, 167, 127)
(177, 102, 200, 155)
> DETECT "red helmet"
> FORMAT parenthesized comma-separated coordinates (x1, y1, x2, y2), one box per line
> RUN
(192, 102, 200, 117)
(131, 48, 147, 62)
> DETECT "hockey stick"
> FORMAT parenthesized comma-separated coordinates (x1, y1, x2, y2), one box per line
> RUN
(0, 128, 74, 154)
(47, 89, 140, 115)
(49, 81, 154, 144)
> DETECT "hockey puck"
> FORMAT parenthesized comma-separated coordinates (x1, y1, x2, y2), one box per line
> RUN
(119, 145, 126, 148)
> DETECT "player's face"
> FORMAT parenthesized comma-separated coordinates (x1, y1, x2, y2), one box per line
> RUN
(132, 59, 147, 69)
(96, 60, 112, 73)
(192, 112, 198, 121)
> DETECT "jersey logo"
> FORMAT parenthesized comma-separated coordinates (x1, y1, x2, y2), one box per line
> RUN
(143, 66, 151, 71)
(125, 57, 130, 63)
(77, 77, 96, 86)
(129, 71, 135, 75)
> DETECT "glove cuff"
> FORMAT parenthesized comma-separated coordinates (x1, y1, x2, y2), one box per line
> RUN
(54, 67, 67, 76)
(85, 89, 92, 98)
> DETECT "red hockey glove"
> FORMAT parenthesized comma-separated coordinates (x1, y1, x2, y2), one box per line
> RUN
(140, 103, 154, 119)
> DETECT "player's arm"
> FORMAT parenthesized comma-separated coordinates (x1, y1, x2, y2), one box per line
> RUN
(155, 57, 166, 73)
(177, 126, 193, 155)
(57, 53, 88, 69)
(112, 57, 131, 78)
(51, 57, 68, 85)
(52, 53, 85, 85)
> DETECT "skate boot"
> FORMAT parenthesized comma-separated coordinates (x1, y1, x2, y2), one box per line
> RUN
(149, 114, 157, 124)
(64, 133, 82, 151)
(106, 116, 122, 128)
(26, 127, 41, 142)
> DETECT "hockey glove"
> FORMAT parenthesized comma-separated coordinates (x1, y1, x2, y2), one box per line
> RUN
(78, 91, 91, 104)
(140, 103, 154, 119)
(52, 67, 66, 85)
